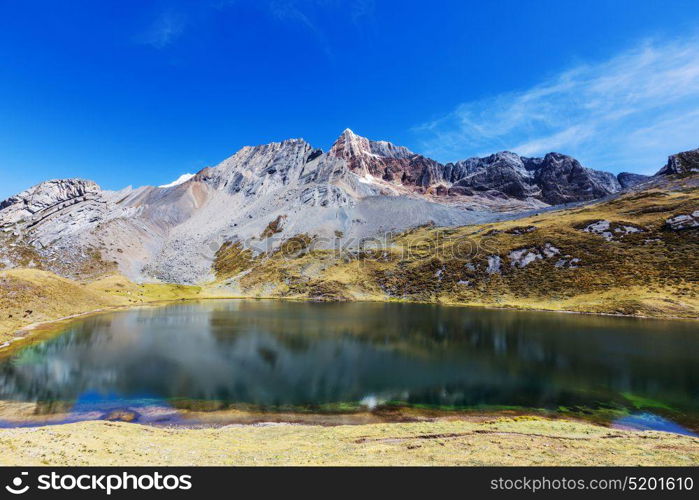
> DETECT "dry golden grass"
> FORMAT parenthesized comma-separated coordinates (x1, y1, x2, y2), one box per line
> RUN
(0, 269, 206, 344)
(0, 417, 696, 466)
(217, 186, 699, 318)
(0, 269, 123, 344)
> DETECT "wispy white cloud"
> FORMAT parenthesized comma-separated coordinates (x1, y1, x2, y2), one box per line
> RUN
(135, 2, 241, 50)
(133, 1, 373, 58)
(414, 36, 699, 174)
(350, 0, 377, 35)
(267, 0, 376, 58)
(269, 0, 332, 56)
(136, 9, 187, 49)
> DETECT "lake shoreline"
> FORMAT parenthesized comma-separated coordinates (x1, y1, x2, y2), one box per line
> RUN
(2, 284, 697, 466)
(0, 402, 615, 429)
(4, 290, 698, 353)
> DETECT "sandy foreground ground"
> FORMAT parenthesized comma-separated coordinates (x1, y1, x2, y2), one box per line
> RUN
(0, 417, 697, 466)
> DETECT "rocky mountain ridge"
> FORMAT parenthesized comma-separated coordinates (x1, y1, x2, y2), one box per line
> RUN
(0, 130, 689, 284)
(326, 129, 637, 205)
(444, 151, 623, 205)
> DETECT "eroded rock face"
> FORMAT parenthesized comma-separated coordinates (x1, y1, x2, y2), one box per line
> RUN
(533, 154, 621, 204)
(656, 148, 699, 176)
(0, 179, 143, 279)
(328, 130, 622, 206)
(445, 152, 540, 200)
(0, 179, 102, 227)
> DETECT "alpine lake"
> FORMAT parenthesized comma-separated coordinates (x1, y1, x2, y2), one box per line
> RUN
(0, 300, 696, 435)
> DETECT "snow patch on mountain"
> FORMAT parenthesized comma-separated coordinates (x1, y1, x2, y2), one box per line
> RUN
(159, 173, 195, 188)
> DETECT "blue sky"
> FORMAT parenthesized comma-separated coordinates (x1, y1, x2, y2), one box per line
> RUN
(1, 0, 698, 199)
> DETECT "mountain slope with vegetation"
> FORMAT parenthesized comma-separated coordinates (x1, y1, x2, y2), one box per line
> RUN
(212, 179, 699, 318)
(1, 174, 697, 346)
(0, 270, 206, 345)
(1, 147, 697, 346)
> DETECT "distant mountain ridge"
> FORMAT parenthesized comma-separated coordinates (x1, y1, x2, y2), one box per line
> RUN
(0, 130, 690, 284)
(326, 129, 641, 205)
(446, 151, 622, 205)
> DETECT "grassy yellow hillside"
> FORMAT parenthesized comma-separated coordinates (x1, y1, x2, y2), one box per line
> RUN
(0, 269, 206, 344)
(213, 185, 699, 318)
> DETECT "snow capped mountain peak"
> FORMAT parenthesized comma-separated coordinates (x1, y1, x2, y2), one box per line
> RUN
(159, 173, 195, 188)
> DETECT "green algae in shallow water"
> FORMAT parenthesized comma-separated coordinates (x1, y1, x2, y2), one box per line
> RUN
(382, 401, 536, 413)
(168, 400, 365, 414)
(555, 405, 631, 426)
(623, 393, 675, 411)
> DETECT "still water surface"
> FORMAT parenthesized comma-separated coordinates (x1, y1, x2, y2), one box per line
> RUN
(0, 301, 697, 432)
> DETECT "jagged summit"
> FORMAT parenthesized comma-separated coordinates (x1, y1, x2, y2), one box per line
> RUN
(451, 149, 662, 204)
(330, 129, 415, 160)
(327, 130, 623, 205)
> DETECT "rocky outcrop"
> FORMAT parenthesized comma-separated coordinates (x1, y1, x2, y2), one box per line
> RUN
(554, 256, 581, 269)
(656, 148, 699, 176)
(664, 211, 699, 231)
(508, 243, 560, 268)
(0, 179, 102, 227)
(486, 255, 501, 274)
(505, 225, 537, 235)
(582, 220, 614, 241)
(580, 220, 645, 241)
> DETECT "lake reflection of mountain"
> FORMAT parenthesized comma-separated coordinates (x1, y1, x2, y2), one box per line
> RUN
(0, 301, 697, 423)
